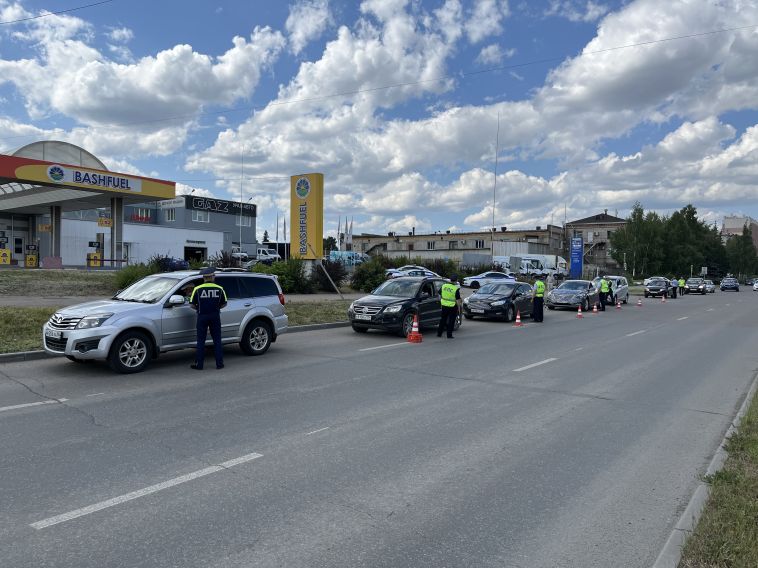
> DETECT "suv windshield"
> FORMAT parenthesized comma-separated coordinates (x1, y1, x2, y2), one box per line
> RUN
(479, 283, 516, 295)
(649, 279, 667, 285)
(115, 276, 182, 303)
(374, 279, 422, 297)
(558, 281, 588, 290)
(686, 278, 703, 285)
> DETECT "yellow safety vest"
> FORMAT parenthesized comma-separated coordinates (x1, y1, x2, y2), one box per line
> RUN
(441, 282, 458, 307)
(600, 279, 610, 293)
(678, 279, 685, 287)
(535, 280, 545, 297)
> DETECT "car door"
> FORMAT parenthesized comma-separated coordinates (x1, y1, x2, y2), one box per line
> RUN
(417, 281, 440, 328)
(516, 284, 533, 315)
(161, 278, 202, 348)
(214, 276, 247, 340)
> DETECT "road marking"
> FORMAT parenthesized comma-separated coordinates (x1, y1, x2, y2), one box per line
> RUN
(726, 303, 731, 306)
(306, 427, 330, 436)
(706, 308, 714, 312)
(626, 330, 646, 337)
(677, 316, 689, 321)
(0, 398, 68, 413)
(513, 358, 558, 372)
(30, 452, 263, 530)
(359, 342, 410, 352)
(575, 347, 584, 351)
(86, 393, 105, 397)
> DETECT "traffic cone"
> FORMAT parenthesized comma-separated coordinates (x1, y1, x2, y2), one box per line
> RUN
(577, 304, 583, 318)
(661, 292, 666, 304)
(592, 302, 598, 314)
(513, 309, 523, 327)
(407, 313, 423, 343)
(616, 299, 621, 310)
(636, 298, 642, 307)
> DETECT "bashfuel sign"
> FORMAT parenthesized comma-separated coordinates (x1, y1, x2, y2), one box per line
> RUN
(290, 173, 323, 260)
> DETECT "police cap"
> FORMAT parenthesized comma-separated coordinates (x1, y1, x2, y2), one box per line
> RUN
(199, 267, 216, 276)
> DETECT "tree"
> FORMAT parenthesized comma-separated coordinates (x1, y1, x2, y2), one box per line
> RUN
(726, 225, 758, 278)
(262, 230, 270, 243)
(323, 236, 337, 253)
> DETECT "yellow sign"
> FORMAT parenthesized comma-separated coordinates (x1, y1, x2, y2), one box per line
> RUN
(0, 249, 10, 265)
(25, 254, 38, 268)
(97, 217, 113, 227)
(290, 173, 324, 260)
(86, 252, 102, 268)
(38, 224, 51, 232)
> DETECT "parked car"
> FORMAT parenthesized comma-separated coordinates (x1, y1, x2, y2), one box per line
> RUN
(592, 275, 630, 304)
(386, 266, 440, 279)
(462, 281, 533, 322)
(545, 280, 599, 311)
(645, 277, 671, 298)
(720, 277, 739, 292)
(462, 271, 516, 289)
(685, 277, 707, 294)
(704, 279, 716, 293)
(348, 276, 460, 337)
(42, 270, 288, 373)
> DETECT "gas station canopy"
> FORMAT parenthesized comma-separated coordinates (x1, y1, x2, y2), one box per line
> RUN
(0, 141, 175, 214)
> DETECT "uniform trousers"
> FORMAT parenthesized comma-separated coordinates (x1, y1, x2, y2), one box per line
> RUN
(195, 313, 223, 368)
(532, 297, 544, 322)
(437, 306, 458, 337)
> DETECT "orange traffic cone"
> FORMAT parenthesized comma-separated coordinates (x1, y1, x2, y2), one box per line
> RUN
(661, 292, 666, 303)
(407, 313, 423, 343)
(616, 299, 621, 310)
(636, 298, 642, 307)
(513, 309, 523, 327)
(577, 304, 583, 318)
(592, 302, 599, 314)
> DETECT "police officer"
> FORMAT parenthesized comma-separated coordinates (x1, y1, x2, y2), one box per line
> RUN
(437, 274, 462, 338)
(189, 268, 227, 370)
(670, 276, 678, 299)
(598, 275, 610, 311)
(678, 277, 685, 297)
(532, 276, 545, 322)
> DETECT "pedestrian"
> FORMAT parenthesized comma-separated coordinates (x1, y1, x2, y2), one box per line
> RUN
(670, 276, 678, 299)
(532, 276, 545, 322)
(678, 277, 685, 296)
(437, 274, 462, 338)
(189, 267, 227, 370)
(598, 275, 610, 311)
(546, 272, 554, 292)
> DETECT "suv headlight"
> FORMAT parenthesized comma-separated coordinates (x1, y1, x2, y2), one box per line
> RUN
(75, 314, 113, 329)
(384, 304, 403, 313)
(490, 300, 506, 306)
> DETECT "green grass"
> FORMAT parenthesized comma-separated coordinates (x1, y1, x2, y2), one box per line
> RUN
(679, 387, 758, 567)
(0, 301, 351, 354)
(0, 269, 116, 296)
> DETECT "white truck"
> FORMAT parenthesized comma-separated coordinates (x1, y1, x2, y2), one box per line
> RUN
(231, 246, 282, 265)
(492, 255, 544, 276)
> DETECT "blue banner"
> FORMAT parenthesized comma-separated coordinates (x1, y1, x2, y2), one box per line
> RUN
(570, 237, 583, 279)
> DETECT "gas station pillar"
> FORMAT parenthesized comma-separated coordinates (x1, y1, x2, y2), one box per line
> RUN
(110, 197, 124, 267)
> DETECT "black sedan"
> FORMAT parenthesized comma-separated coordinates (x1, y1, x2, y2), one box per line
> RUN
(348, 276, 460, 337)
(644, 278, 671, 298)
(545, 280, 599, 311)
(685, 277, 707, 295)
(462, 281, 534, 322)
(720, 277, 739, 292)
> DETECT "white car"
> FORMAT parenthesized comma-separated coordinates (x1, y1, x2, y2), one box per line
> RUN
(388, 268, 440, 279)
(753, 281, 758, 291)
(463, 271, 516, 289)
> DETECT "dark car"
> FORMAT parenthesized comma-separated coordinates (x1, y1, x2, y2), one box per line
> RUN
(348, 276, 460, 337)
(545, 279, 599, 311)
(462, 281, 533, 322)
(720, 277, 739, 292)
(644, 278, 671, 298)
(685, 277, 707, 295)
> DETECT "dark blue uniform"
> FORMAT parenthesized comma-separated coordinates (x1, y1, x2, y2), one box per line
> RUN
(190, 281, 227, 369)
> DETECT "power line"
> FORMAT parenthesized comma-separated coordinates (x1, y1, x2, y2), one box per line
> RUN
(0, 0, 116, 25)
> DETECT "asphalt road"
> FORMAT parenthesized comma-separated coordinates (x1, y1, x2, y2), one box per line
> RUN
(1, 291, 756, 567)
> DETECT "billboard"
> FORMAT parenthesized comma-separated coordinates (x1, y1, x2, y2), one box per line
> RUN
(290, 173, 323, 260)
(570, 237, 583, 279)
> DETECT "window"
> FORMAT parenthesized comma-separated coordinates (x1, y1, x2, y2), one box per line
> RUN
(130, 208, 152, 223)
(426, 241, 435, 250)
(408, 243, 414, 251)
(474, 239, 485, 249)
(14, 237, 23, 254)
(215, 276, 242, 299)
(165, 209, 176, 222)
(192, 210, 210, 223)
(235, 215, 252, 227)
(449, 241, 458, 249)
(240, 276, 279, 298)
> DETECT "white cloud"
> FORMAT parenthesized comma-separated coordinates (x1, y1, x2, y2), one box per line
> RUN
(465, 0, 510, 43)
(286, 0, 332, 55)
(546, 1, 610, 23)
(475, 43, 510, 65)
(107, 26, 133, 43)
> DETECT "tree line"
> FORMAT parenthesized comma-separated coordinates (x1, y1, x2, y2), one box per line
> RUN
(608, 203, 758, 279)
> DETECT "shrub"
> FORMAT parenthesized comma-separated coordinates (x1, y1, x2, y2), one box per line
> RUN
(311, 260, 347, 292)
(252, 259, 314, 294)
(206, 250, 237, 268)
(115, 263, 158, 290)
(351, 257, 390, 292)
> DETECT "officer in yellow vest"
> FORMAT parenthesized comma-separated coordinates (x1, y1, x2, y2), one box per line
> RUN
(678, 277, 685, 297)
(532, 277, 545, 322)
(189, 268, 228, 370)
(437, 274, 462, 338)
(598, 275, 610, 311)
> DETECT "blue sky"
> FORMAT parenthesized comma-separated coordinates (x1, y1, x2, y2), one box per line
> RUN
(1, 0, 758, 241)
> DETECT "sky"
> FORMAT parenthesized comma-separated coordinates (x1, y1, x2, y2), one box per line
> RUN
(1, 0, 757, 242)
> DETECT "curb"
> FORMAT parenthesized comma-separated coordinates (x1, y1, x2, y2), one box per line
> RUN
(0, 322, 352, 364)
(652, 369, 758, 568)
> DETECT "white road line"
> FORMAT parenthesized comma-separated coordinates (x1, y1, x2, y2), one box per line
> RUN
(0, 398, 68, 413)
(86, 393, 105, 397)
(359, 342, 410, 352)
(626, 330, 646, 337)
(513, 358, 558, 372)
(677, 316, 689, 321)
(706, 308, 714, 312)
(30, 452, 263, 530)
(306, 427, 330, 436)
(575, 347, 584, 351)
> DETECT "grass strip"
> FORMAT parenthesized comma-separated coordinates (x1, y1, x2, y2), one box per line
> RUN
(0, 301, 351, 354)
(679, 386, 758, 567)
(0, 269, 116, 296)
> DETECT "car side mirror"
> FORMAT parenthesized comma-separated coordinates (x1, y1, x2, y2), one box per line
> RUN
(168, 295, 185, 307)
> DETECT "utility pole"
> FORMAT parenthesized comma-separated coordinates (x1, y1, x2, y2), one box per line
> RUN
(490, 112, 500, 260)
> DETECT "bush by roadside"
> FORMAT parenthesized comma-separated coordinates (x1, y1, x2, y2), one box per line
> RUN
(251, 258, 314, 294)
(311, 260, 347, 292)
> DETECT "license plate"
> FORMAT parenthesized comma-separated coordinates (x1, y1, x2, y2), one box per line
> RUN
(354, 314, 372, 321)
(45, 328, 63, 339)
(470, 308, 485, 313)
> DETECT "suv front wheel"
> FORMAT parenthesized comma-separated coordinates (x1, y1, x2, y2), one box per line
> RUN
(108, 330, 151, 374)
(241, 319, 272, 355)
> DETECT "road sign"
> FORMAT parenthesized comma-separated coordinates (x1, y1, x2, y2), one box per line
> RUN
(88, 241, 101, 248)
(0, 249, 10, 264)
(700, 266, 708, 276)
(38, 224, 51, 232)
(570, 237, 583, 279)
(97, 218, 112, 228)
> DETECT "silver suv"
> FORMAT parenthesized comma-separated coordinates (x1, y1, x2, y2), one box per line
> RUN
(42, 270, 288, 373)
